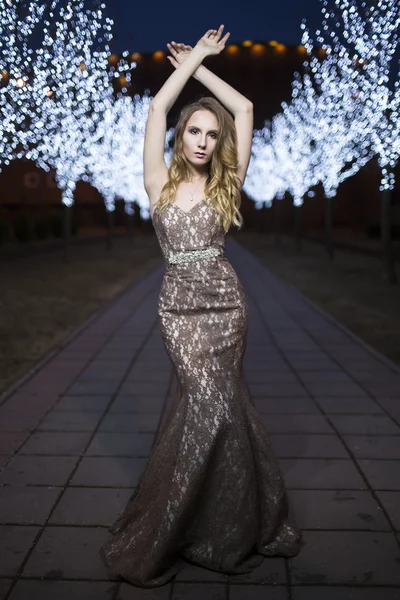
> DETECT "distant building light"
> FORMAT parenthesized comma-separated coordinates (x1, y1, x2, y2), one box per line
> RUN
(251, 43, 265, 55)
(274, 43, 287, 54)
(153, 50, 165, 60)
(79, 62, 86, 71)
(269, 40, 279, 47)
(226, 45, 239, 55)
(242, 40, 253, 47)
(131, 52, 141, 61)
(297, 45, 307, 54)
(108, 54, 119, 65)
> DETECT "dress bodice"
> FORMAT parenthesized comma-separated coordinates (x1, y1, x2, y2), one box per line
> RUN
(152, 200, 226, 266)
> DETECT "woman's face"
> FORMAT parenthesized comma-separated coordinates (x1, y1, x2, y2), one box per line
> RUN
(182, 110, 219, 170)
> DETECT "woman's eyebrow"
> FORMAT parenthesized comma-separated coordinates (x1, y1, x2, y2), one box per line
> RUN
(188, 126, 219, 133)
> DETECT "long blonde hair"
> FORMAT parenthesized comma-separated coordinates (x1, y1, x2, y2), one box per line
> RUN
(156, 97, 243, 232)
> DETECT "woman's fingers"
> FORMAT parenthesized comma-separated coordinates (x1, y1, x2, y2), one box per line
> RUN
(219, 31, 230, 45)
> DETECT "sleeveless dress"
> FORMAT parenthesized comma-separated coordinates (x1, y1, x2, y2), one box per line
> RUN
(100, 198, 303, 588)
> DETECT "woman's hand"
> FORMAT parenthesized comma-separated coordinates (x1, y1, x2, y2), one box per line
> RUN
(195, 25, 230, 56)
(166, 42, 193, 69)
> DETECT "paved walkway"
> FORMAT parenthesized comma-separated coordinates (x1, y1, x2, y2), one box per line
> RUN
(1, 238, 400, 600)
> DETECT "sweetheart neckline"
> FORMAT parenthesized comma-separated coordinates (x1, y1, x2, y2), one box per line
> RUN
(152, 199, 207, 218)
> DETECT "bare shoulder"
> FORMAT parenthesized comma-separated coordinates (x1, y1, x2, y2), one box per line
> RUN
(148, 170, 169, 219)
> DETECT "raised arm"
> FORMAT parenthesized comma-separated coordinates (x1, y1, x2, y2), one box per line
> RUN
(167, 40, 254, 187)
(144, 27, 230, 198)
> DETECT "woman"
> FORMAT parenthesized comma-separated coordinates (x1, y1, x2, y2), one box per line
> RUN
(100, 25, 303, 588)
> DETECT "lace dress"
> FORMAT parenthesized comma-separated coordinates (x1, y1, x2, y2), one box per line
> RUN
(100, 198, 303, 587)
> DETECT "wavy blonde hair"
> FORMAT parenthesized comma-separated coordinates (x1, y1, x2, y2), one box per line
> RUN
(156, 97, 243, 232)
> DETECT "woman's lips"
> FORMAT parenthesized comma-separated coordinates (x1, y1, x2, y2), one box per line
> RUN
(194, 153, 206, 158)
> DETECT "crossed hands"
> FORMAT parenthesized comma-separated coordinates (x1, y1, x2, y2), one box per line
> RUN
(166, 24, 230, 70)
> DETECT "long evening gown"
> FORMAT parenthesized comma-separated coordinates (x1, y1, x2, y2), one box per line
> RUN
(100, 198, 303, 588)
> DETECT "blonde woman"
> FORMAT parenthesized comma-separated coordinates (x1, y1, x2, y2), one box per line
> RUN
(100, 25, 303, 588)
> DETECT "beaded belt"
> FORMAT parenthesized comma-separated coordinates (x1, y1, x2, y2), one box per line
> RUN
(169, 247, 221, 265)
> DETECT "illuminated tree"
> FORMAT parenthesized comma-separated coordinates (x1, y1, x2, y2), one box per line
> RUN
(302, 0, 400, 278)
(87, 93, 174, 227)
(0, 0, 46, 167)
(27, 0, 114, 208)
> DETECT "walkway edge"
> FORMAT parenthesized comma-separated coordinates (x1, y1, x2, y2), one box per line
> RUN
(0, 261, 164, 407)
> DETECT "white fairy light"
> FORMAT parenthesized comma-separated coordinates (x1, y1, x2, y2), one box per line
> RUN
(87, 92, 174, 217)
(302, 0, 400, 192)
(30, 0, 114, 206)
(243, 123, 287, 207)
(1, 0, 114, 207)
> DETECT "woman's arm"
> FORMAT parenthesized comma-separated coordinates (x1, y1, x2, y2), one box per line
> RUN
(167, 42, 253, 115)
(194, 64, 252, 114)
(151, 46, 207, 114)
(152, 26, 230, 114)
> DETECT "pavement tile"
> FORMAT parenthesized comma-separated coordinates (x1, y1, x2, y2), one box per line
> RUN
(174, 562, 227, 582)
(86, 433, 154, 457)
(248, 384, 308, 398)
(99, 414, 160, 432)
(52, 395, 111, 412)
(240, 372, 298, 383)
(259, 415, 334, 434)
(287, 490, 391, 530)
(357, 460, 400, 490)
(8, 580, 117, 600)
(289, 531, 400, 585)
(109, 396, 164, 414)
(279, 459, 366, 489)
(118, 582, 172, 599)
(0, 526, 39, 576)
(125, 370, 171, 383)
(292, 587, 400, 599)
(0, 580, 12, 600)
(230, 587, 288, 600)
(0, 433, 30, 455)
(66, 381, 120, 395)
(228, 557, 287, 585)
(0, 456, 79, 486)
(329, 415, 400, 435)
(251, 398, 319, 414)
(19, 432, 91, 455)
(376, 492, 400, 531)
(38, 412, 103, 432)
(270, 434, 349, 458)
(77, 374, 122, 383)
(70, 456, 146, 487)
(344, 436, 400, 459)
(305, 382, 368, 396)
(118, 382, 169, 396)
(286, 361, 339, 370)
(0, 486, 61, 525)
(171, 583, 226, 599)
(49, 487, 133, 526)
(0, 411, 42, 432)
(298, 371, 353, 382)
(315, 397, 385, 415)
(21, 526, 111, 579)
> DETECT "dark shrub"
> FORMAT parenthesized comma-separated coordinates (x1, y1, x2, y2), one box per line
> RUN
(14, 215, 32, 242)
(50, 214, 63, 238)
(34, 217, 51, 240)
(0, 220, 12, 245)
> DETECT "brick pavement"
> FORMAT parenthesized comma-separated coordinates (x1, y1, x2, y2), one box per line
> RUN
(1, 237, 400, 600)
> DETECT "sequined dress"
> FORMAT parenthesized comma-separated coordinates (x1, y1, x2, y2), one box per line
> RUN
(100, 198, 303, 588)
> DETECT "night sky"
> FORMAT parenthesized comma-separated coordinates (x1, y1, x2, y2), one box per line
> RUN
(109, 0, 323, 54)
